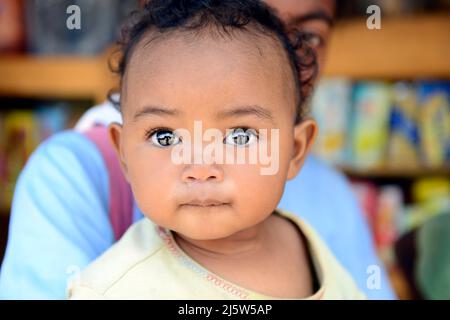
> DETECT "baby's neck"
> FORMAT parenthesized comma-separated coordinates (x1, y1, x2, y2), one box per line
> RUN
(172, 213, 316, 298)
(173, 216, 272, 259)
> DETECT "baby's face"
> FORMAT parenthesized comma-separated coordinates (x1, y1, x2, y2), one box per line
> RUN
(110, 32, 316, 240)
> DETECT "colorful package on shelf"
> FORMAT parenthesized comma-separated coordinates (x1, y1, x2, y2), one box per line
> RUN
(413, 177, 450, 204)
(416, 81, 450, 167)
(375, 186, 403, 247)
(351, 82, 392, 169)
(311, 78, 352, 165)
(36, 102, 71, 139)
(351, 180, 405, 264)
(0, 103, 77, 209)
(387, 82, 421, 169)
(350, 180, 379, 234)
(400, 178, 450, 233)
(374, 186, 404, 265)
(2, 111, 40, 208)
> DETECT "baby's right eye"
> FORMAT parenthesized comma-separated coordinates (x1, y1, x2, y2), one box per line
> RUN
(148, 129, 181, 147)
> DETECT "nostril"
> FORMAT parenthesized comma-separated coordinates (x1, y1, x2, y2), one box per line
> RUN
(186, 176, 197, 182)
(186, 174, 217, 182)
(182, 165, 224, 183)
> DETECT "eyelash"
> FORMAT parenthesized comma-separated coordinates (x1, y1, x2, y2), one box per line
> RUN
(144, 127, 174, 140)
(227, 126, 259, 139)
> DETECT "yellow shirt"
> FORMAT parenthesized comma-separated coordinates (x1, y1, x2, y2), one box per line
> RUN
(68, 210, 365, 299)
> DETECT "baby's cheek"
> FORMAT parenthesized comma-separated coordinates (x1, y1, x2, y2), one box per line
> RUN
(230, 164, 285, 218)
(132, 181, 177, 227)
(127, 158, 178, 213)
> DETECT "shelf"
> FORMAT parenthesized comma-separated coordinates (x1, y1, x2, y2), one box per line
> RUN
(0, 14, 449, 103)
(323, 14, 450, 79)
(0, 53, 117, 104)
(340, 165, 450, 179)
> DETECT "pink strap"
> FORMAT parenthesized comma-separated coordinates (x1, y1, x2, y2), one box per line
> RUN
(84, 126, 133, 241)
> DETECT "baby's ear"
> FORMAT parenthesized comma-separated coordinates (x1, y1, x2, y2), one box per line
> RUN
(286, 119, 317, 180)
(108, 123, 130, 181)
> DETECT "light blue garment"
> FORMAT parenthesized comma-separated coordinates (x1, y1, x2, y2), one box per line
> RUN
(0, 130, 395, 299)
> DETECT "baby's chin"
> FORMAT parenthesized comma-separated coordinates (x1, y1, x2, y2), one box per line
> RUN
(164, 217, 251, 241)
(171, 216, 272, 243)
(145, 205, 271, 241)
(173, 225, 242, 241)
(170, 217, 244, 241)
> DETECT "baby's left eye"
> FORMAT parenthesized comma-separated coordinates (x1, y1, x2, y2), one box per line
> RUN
(224, 128, 258, 146)
(149, 129, 181, 147)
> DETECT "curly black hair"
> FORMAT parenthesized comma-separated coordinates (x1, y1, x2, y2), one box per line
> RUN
(110, 0, 317, 123)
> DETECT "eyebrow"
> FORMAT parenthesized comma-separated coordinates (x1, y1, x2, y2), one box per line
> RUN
(133, 104, 275, 123)
(133, 105, 181, 121)
(288, 10, 334, 27)
(217, 105, 275, 123)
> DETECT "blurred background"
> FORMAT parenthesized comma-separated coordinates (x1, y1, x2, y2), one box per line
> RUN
(0, 0, 449, 299)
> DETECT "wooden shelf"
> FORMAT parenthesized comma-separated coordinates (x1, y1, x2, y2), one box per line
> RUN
(323, 14, 450, 79)
(0, 53, 118, 104)
(340, 165, 450, 179)
(0, 14, 449, 103)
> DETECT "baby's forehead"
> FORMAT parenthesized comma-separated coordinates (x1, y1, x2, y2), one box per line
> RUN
(130, 30, 290, 75)
(122, 30, 297, 110)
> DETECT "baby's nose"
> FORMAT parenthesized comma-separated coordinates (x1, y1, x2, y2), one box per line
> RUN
(181, 164, 224, 183)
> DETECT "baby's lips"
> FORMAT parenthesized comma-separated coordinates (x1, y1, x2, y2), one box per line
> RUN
(183, 198, 229, 207)
(176, 184, 233, 207)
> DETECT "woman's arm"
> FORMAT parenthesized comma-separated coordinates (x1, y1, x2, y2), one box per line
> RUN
(0, 131, 114, 299)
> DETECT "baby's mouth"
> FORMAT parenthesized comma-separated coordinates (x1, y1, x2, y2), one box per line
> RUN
(181, 199, 230, 207)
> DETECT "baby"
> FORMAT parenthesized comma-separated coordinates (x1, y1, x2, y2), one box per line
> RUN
(68, 0, 364, 299)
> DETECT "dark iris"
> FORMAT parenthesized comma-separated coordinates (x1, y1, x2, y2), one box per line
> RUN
(155, 130, 176, 146)
(225, 128, 257, 146)
(234, 133, 250, 145)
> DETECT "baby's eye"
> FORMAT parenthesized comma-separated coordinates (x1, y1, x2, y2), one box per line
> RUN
(224, 128, 258, 147)
(149, 129, 181, 147)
